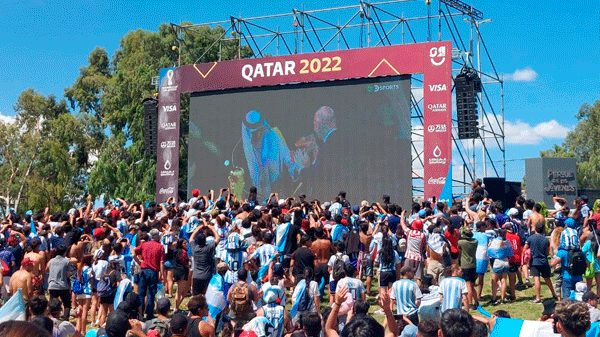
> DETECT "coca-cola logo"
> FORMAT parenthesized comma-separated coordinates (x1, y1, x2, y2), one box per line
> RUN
(428, 177, 447, 185)
(159, 187, 175, 194)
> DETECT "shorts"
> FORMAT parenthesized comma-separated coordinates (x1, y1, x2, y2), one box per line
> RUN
(492, 259, 509, 275)
(76, 294, 92, 300)
(531, 264, 551, 278)
(193, 278, 210, 295)
(315, 263, 329, 284)
(427, 259, 446, 285)
(282, 254, 292, 269)
(450, 251, 459, 260)
(461, 268, 477, 283)
(174, 269, 189, 282)
(406, 259, 424, 280)
(100, 292, 116, 304)
(562, 277, 581, 299)
(509, 262, 521, 273)
(363, 259, 374, 277)
(164, 260, 174, 270)
(379, 271, 396, 288)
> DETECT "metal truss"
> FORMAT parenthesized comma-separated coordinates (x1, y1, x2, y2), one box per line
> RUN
(171, 0, 505, 197)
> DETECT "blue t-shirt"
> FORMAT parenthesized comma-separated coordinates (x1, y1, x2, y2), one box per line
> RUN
(556, 249, 583, 282)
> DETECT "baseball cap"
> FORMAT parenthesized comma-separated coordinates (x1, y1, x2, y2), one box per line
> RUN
(93, 228, 105, 238)
(299, 194, 306, 198)
(460, 226, 474, 237)
(400, 325, 418, 337)
(542, 298, 556, 316)
(240, 331, 258, 337)
(156, 297, 171, 313)
(412, 219, 424, 231)
(192, 189, 200, 197)
(273, 263, 284, 277)
(21, 257, 33, 266)
(502, 223, 514, 232)
(583, 291, 598, 302)
(170, 313, 188, 334)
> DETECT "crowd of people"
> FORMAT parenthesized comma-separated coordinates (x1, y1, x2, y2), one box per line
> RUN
(0, 180, 598, 337)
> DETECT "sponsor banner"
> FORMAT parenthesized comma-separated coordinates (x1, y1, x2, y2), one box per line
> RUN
(422, 42, 453, 200)
(156, 68, 180, 203)
(176, 43, 435, 93)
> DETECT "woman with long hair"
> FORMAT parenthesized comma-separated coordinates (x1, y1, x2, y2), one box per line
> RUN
(75, 254, 93, 334)
(488, 228, 513, 305)
(173, 238, 190, 310)
(582, 220, 600, 294)
(376, 235, 401, 298)
(97, 259, 121, 327)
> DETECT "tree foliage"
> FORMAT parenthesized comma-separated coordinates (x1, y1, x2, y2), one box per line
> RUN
(1, 23, 252, 212)
(541, 100, 600, 189)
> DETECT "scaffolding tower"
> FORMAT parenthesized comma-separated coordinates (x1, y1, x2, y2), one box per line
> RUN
(170, 0, 505, 198)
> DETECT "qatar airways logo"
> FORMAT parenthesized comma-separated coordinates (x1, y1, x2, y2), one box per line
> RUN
(427, 103, 447, 112)
(428, 177, 447, 185)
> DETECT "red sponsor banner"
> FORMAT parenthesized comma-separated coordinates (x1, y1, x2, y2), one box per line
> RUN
(422, 42, 453, 200)
(178, 43, 427, 93)
(158, 42, 452, 202)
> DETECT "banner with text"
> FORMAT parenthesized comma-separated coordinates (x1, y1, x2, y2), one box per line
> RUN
(157, 41, 452, 202)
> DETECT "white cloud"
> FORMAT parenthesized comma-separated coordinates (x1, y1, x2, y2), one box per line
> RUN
(0, 112, 15, 124)
(504, 67, 538, 82)
(504, 119, 569, 145)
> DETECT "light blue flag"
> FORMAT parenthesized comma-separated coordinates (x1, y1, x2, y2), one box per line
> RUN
(490, 317, 557, 337)
(0, 289, 26, 322)
(206, 274, 226, 320)
(289, 279, 306, 320)
(114, 278, 132, 309)
(276, 222, 291, 253)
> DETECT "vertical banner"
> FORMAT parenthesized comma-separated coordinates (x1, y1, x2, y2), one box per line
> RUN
(155, 67, 180, 203)
(423, 42, 453, 202)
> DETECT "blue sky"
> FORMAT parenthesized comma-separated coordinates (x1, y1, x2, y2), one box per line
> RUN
(0, 0, 598, 184)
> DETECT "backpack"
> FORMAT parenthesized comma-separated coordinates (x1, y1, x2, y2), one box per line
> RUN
(332, 255, 346, 282)
(72, 278, 84, 295)
(148, 318, 171, 337)
(567, 248, 587, 276)
(96, 276, 113, 297)
(230, 283, 252, 316)
(297, 281, 312, 312)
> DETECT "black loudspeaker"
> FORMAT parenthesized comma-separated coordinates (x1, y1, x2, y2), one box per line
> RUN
(483, 177, 506, 209)
(143, 98, 158, 157)
(455, 69, 482, 140)
(504, 181, 522, 210)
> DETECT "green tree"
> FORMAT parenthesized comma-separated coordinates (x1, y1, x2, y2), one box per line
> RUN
(78, 23, 251, 201)
(541, 100, 600, 189)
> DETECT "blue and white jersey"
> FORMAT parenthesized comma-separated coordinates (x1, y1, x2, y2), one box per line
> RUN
(117, 220, 128, 235)
(262, 304, 285, 337)
(215, 225, 231, 257)
(222, 250, 248, 284)
(390, 279, 422, 315)
(439, 276, 467, 312)
(560, 227, 579, 251)
(472, 232, 489, 274)
(161, 233, 175, 255)
(487, 238, 514, 260)
(336, 277, 365, 301)
(81, 266, 93, 295)
(376, 250, 401, 272)
(252, 244, 277, 267)
(244, 316, 275, 337)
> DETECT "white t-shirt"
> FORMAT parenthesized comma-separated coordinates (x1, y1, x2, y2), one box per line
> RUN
(291, 280, 319, 312)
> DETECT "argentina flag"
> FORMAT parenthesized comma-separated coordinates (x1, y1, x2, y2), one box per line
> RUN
(206, 274, 227, 319)
(0, 289, 26, 322)
(276, 222, 291, 252)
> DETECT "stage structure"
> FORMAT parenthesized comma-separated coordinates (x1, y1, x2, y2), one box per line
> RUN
(157, 0, 505, 204)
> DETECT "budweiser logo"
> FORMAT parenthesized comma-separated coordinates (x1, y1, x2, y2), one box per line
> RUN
(428, 177, 447, 185)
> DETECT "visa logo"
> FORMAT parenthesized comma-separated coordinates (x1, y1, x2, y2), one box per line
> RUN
(162, 105, 177, 112)
(428, 84, 447, 92)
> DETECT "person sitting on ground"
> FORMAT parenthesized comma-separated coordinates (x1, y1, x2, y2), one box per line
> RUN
(582, 291, 600, 323)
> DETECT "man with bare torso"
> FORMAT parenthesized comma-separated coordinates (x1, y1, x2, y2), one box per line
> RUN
(18, 235, 45, 294)
(527, 203, 546, 233)
(359, 222, 374, 294)
(9, 257, 34, 301)
(310, 227, 332, 297)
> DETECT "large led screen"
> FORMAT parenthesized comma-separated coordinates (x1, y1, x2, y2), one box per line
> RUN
(188, 76, 412, 207)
